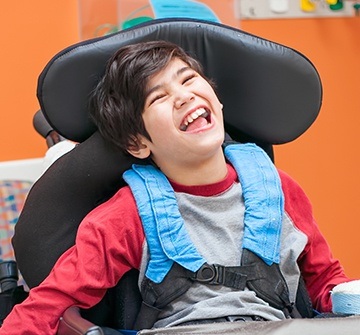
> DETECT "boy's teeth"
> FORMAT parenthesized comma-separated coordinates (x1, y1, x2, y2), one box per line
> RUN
(188, 108, 205, 123)
(180, 108, 207, 131)
(192, 110, 200, 118)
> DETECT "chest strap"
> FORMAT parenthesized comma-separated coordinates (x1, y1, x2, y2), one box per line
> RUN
(134, 249, 303, 330)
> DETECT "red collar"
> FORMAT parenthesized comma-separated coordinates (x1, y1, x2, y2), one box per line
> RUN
(170, 164, 237, 196)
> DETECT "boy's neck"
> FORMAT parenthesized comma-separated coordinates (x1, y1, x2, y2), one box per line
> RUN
(161, 151, 228, 186)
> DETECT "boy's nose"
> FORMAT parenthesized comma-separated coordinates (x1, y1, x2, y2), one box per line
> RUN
(174, 90, 195, 109)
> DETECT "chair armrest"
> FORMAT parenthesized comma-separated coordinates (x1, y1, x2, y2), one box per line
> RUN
(57, 306, 104, 335)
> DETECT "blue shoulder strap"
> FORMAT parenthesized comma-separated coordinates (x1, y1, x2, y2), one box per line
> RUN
(123, 143, 284, 283)
(224, 143, 283, 265)
(123, 165, 206, 283)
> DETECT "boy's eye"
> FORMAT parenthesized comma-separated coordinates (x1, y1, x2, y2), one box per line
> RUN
(149, 94, 165, 106)
(182, 73, 196, 84)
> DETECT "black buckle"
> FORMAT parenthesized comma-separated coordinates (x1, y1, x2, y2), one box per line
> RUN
(193, 263, 225, 285)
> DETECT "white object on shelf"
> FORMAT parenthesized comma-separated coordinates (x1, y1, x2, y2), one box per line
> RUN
(269, 0, 289, 14)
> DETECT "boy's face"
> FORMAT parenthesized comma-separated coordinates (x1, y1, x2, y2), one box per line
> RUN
(129, 58, 225, 183)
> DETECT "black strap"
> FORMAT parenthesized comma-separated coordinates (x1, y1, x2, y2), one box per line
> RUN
(134, 262, 259, 329)
(135, 250, 308, 329)
(134, 263, 193, 329)
(295, 275, 315, 318)
(241, 249, 301, 318)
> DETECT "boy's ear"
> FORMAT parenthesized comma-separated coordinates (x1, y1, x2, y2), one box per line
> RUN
(127, 137, 151, 159)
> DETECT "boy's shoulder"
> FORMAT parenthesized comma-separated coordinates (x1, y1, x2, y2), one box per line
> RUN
(278, 169, 310, 204)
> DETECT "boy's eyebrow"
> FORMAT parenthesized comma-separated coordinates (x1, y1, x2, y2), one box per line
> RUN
(145, 66, 193, 98)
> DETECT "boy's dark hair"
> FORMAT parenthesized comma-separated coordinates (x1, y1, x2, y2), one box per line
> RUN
(90, 40, 207, 153)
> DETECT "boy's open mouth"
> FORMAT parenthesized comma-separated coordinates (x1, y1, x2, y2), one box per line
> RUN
(179, 108, 211, 132)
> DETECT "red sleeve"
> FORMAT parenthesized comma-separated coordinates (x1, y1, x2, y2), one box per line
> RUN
(0, 187, 144, 335)
(279, 170, 350, 312)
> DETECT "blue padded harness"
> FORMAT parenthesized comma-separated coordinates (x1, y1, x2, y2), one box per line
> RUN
(123, 143, 284, 283)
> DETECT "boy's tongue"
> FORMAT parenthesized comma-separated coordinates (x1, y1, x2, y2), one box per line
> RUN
(186, 116, 208, 132)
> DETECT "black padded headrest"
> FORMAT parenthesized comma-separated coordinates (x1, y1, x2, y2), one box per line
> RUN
(37, 18, 322, 144)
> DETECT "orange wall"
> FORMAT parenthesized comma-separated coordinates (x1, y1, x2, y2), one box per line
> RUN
(1, 1, 360, 277)
(0, 0, 79, 160)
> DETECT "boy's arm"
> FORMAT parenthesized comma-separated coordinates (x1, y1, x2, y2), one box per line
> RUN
(0, 187, 144, 335)
(279, 170, 350, 312)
